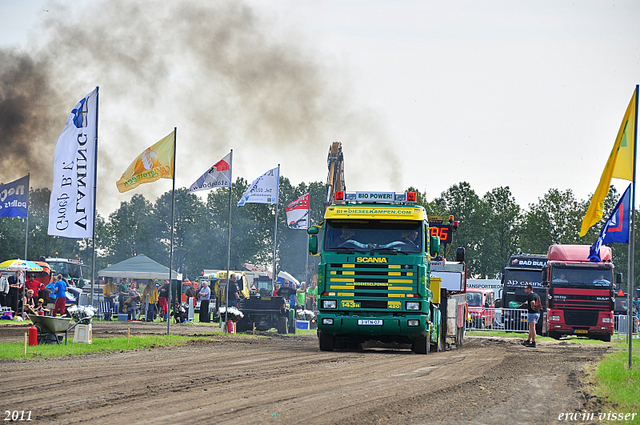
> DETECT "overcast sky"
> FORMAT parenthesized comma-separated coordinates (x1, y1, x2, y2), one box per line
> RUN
(1, 0, 639, 217)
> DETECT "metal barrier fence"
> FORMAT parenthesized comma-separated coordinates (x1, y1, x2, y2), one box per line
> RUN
(467, 310, 640, 338)
(613, 314, 640, 339)
(465, 308, 530, 333)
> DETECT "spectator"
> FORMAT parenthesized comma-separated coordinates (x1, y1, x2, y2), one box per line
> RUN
(22, 289, 36, 318)
(198, 281, 211, 323)
(296, 282, 306, 310)
(8, 271, 24, 314)
(34, 298, 49, 316)
(273, 283, 281, 297)
(185, 281, 198, 307)
(118, 279, 129, 313)
(158, 279, 170, 322)
(52, 274, 67, 316)
(228, 274, 240, 307)
(24, 274, 42, 297)
(519, 283, 541, 348)
(277, 280, 296, 306)
(0, 274, 9, 308)
(125, 281, 141, 320)
(102, 278, 118, 321)
(142, 279, 158, 322)
(306, 280, 318, 310)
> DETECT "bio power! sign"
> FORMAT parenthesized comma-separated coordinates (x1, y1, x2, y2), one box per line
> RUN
(356, 191, 395, 202)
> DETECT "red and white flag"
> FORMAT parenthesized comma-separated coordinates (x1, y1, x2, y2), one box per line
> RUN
(286, 193, 309, 229)
(188, 152, 232, 193)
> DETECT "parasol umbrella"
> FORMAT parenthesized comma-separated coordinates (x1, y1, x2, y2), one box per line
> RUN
(0, 259, 43, 272)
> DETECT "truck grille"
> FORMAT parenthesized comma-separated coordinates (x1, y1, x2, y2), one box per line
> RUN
(564, 310, 599, 326)
(326, 263, 418, 311)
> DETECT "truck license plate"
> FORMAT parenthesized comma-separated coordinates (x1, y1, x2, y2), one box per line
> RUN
(574, 329, 588, 334)
(358, 319, 382, 326)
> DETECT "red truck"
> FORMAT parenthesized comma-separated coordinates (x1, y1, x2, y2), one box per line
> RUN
(466, 287, 496, 329)
(544, 244, 617, 342)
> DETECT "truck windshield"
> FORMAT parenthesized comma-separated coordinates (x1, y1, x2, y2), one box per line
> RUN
(467, 292, 483, 307)
(324, 219, 422, 253)
(551, 267, 613, 289)
(503, 270, 544, 289)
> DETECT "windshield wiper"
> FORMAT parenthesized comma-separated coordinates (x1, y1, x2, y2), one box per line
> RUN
(371, 247, 408, 255)
(333, 247, 368, 254)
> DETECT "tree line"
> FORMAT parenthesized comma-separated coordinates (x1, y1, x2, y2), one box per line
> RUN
(0, 179, 636, 287)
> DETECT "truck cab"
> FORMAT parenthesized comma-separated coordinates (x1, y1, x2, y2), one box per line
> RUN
(466, 287, 495, 329)
(309, 190, 444, 354)
(544, 244, 615, 342)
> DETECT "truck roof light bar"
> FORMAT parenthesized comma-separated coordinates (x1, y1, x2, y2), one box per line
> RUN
(335, 191, 418, 205)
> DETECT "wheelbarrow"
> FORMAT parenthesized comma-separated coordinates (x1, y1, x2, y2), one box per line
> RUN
(29, 315, 72, 345)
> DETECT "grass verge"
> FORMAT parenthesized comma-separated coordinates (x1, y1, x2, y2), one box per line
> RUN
(0, 334, 210, 360)
(585, 338, 640, 424)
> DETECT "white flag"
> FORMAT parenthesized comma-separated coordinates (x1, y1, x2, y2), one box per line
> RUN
(188, 152, 232, 193)
(237, 166, 279, 206)
(48, 88, 98, 238)
(286, 193, 309, 229)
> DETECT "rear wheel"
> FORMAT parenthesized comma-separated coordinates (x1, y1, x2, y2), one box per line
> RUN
(276, 316, 288, 334)
(318, 331, 335, 351)
(288, 317, 297, 334)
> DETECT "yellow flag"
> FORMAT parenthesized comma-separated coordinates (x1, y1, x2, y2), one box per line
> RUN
(580, 88, 637, 237)
(116, 130, 175, 193)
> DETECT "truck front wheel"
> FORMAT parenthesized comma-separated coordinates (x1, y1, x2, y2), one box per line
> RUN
(412, 336, 430, 355)
(319, 331, 335, 351)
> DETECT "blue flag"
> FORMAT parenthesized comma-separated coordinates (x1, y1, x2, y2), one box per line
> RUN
(0, 175, 29, 218)
(589, 184, 631, 262)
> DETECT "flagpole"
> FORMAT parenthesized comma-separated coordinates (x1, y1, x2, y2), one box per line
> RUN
(304, 193, 310, 302)
(167, 127, 177, 336)
(90, 86, 99, 308)
(24, 173, 30, 260)
(224, 149, 233, 326)
(271, 165, 281, 291)
(628, 85, 638, 369)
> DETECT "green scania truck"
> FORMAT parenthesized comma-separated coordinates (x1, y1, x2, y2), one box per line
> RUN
(308, 190, 444, 354)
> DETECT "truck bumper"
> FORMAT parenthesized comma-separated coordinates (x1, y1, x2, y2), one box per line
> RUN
(317, 312, 430, 340)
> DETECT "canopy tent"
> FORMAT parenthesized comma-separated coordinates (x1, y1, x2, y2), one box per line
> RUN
(98, 254, 182, 280)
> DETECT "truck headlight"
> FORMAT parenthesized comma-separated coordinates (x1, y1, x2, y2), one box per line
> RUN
(407, 319, 420, 327)
(602, 317, 613, 323)
(406, 301, 420, 311)
(322, 300, 337, 309)
(549, 316, 560, 322)
(322, 318, 334, 325)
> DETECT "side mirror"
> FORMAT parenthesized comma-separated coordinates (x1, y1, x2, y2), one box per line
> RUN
(456, 247, 465, 263)
(307, 226, 319, 235)
(429, 235, 440, 257)
(309, 235, 318, 255)
(541, 267, 549, 286)
(616, 273, 623, 284)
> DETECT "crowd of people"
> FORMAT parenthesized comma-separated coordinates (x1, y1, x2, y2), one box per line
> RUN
(0, 271, 74, 319)
(1, 268, 320, 324)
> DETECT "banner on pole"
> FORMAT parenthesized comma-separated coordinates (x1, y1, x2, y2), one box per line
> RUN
(188, 152, 232, 193)
(48, 88, 98, 238)
(286, 193, 309, 229)
(0, 175, 29, 218)
(580, 87, 637, 237)
(589, 184, 632, 262)
(237, 166, 279, 206)
(116, 130, 175, 193)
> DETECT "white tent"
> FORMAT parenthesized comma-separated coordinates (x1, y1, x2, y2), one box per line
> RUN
(98, 254, 182, 280)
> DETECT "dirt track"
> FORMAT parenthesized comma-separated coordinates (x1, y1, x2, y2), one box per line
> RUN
(0, 322, 611, 424)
